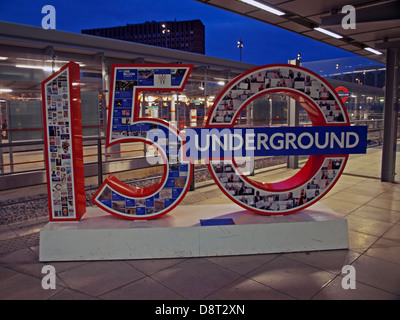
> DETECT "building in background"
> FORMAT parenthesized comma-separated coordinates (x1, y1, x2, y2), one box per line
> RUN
(82, 19, 205, 54)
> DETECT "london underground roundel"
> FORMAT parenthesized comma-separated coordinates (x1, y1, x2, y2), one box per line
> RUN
(205, 64, 350, 215)
(335, 86, 350, 103)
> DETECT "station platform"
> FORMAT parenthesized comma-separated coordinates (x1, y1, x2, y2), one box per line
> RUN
(0, 148, 400, 300)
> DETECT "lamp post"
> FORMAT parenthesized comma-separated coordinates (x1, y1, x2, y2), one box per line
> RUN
(162, 23, 170, 48)
(237, 39, 243, 62)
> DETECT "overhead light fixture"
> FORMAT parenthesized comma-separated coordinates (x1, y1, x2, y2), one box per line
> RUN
(217, 81, 225, 86)
(314, 27, 343, 39)
(15, 64, 60, 72)
(0, 57, 8, 60)
(364, 47, 383, 55)
(0, 89, 12, 92)
(239, 0, 285, 16)
(16, 64, 44, 70)
(45, 59, 85, 66)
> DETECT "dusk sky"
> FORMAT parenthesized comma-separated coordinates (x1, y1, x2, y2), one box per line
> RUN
(0, 0, 375, 66)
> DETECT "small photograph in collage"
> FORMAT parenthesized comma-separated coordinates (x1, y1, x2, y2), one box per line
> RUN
(98, 186, 112, 200)
(126, 207, 136, 215)
(174, 177, 186, 188)
(112, 201, 126, 213)
(154, 199, 165, 211)
(138, 69, 154, 81)
(115, 80, 137, 91)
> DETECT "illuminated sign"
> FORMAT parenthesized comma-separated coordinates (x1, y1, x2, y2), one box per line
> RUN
(42, 62, 367, 221)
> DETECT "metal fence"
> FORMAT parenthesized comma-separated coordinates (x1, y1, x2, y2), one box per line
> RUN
(1, 113, 397, 192)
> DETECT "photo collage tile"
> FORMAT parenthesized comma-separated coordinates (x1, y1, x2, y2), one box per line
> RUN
(211, 67, 345, 124)
(45, 70, 76, 218)
(111, 67, 187, 140)
(213, 157, 343, 213)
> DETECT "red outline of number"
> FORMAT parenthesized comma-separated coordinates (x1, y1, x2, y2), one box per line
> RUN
(91, 64, 194, 220)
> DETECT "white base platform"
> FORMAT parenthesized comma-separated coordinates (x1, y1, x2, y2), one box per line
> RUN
(39, 203, 348, 262)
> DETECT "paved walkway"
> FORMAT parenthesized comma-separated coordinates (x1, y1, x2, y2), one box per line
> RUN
(1, 150, 400, 300)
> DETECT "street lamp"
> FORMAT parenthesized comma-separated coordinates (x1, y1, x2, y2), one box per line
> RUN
(237, 39, 243, 62)
(161, 23, 170, 48)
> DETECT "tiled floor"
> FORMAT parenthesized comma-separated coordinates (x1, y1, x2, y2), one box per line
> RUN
(1, 150, 400, 300)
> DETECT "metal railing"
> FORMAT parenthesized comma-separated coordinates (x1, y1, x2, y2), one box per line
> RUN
(1, 118, 398, 191)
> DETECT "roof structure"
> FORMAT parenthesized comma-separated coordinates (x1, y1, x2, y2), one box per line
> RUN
(194, 0, 400, 64)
